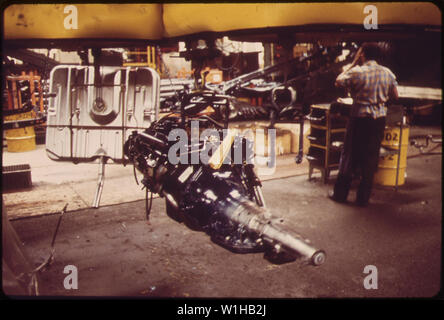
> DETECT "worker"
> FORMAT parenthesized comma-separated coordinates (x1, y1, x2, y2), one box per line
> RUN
(329, 42, 398, 206)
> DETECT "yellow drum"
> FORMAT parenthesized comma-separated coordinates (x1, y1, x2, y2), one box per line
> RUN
(374, 126, 409, 186)
(5, 111, 36, 152)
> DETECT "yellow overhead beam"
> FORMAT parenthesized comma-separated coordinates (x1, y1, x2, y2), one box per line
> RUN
(4, 4, 164, 40)
(3, 2, 441, 41)
(162, 2, 441, 37)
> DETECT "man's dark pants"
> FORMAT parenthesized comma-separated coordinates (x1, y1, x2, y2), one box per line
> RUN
(333, 116, 386, 204)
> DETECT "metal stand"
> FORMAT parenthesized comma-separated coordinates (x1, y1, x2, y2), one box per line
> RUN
(394, 123, 403, 192)
(296, 119, 304, 164)
(307, 104, 347, 183)
(92, 156, 107, 208)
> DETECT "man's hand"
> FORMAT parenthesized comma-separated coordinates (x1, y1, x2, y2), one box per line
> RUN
(349, 47, 363, 70)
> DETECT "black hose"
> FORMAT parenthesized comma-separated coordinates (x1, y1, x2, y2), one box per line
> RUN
(132, 162, 139, 185)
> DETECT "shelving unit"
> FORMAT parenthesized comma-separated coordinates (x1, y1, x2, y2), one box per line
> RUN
(306, 103, 347, 183)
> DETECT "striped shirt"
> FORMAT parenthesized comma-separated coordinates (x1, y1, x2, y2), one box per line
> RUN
(336, 60, 398, 119)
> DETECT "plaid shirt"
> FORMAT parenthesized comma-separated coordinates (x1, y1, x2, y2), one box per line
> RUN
(336, 60, 398, 119)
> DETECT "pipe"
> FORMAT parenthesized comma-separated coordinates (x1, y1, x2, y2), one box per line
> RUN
(225, 200, 326, 265)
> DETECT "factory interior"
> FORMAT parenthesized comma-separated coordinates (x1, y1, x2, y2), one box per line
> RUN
(2, 3, 442, 302)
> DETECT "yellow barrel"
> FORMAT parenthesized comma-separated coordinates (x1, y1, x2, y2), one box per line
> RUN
(5, 111, 36, 152)
(374, 126, 409, 186)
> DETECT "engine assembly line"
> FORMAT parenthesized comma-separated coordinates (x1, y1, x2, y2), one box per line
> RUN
(123, 95, 326, 265)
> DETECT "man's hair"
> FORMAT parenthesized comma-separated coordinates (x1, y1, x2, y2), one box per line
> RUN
(361, 42, 381, 61)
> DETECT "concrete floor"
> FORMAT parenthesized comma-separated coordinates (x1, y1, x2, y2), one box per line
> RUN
(2, 125, 442, 298)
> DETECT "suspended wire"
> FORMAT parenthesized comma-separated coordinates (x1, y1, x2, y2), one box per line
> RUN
(15, 203, 68, 296)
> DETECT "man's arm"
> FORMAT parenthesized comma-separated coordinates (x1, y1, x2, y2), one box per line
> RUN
(392, 85, 399, 100)
(390, 84, 399, 101)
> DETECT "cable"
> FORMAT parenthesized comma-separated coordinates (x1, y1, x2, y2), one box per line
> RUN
(408, 135, 442, 159)
(16, 203, 68, 296)
(133, 161, 139, 185)
(407, 143, 442, 159)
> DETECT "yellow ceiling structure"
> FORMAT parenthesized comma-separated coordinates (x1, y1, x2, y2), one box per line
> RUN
(3, 4, 164, 40)
(3, 2, 441, 41)
(163, 3, 441, 38)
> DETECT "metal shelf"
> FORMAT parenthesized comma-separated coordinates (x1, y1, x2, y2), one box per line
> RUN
(307, 104, 347, 183)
